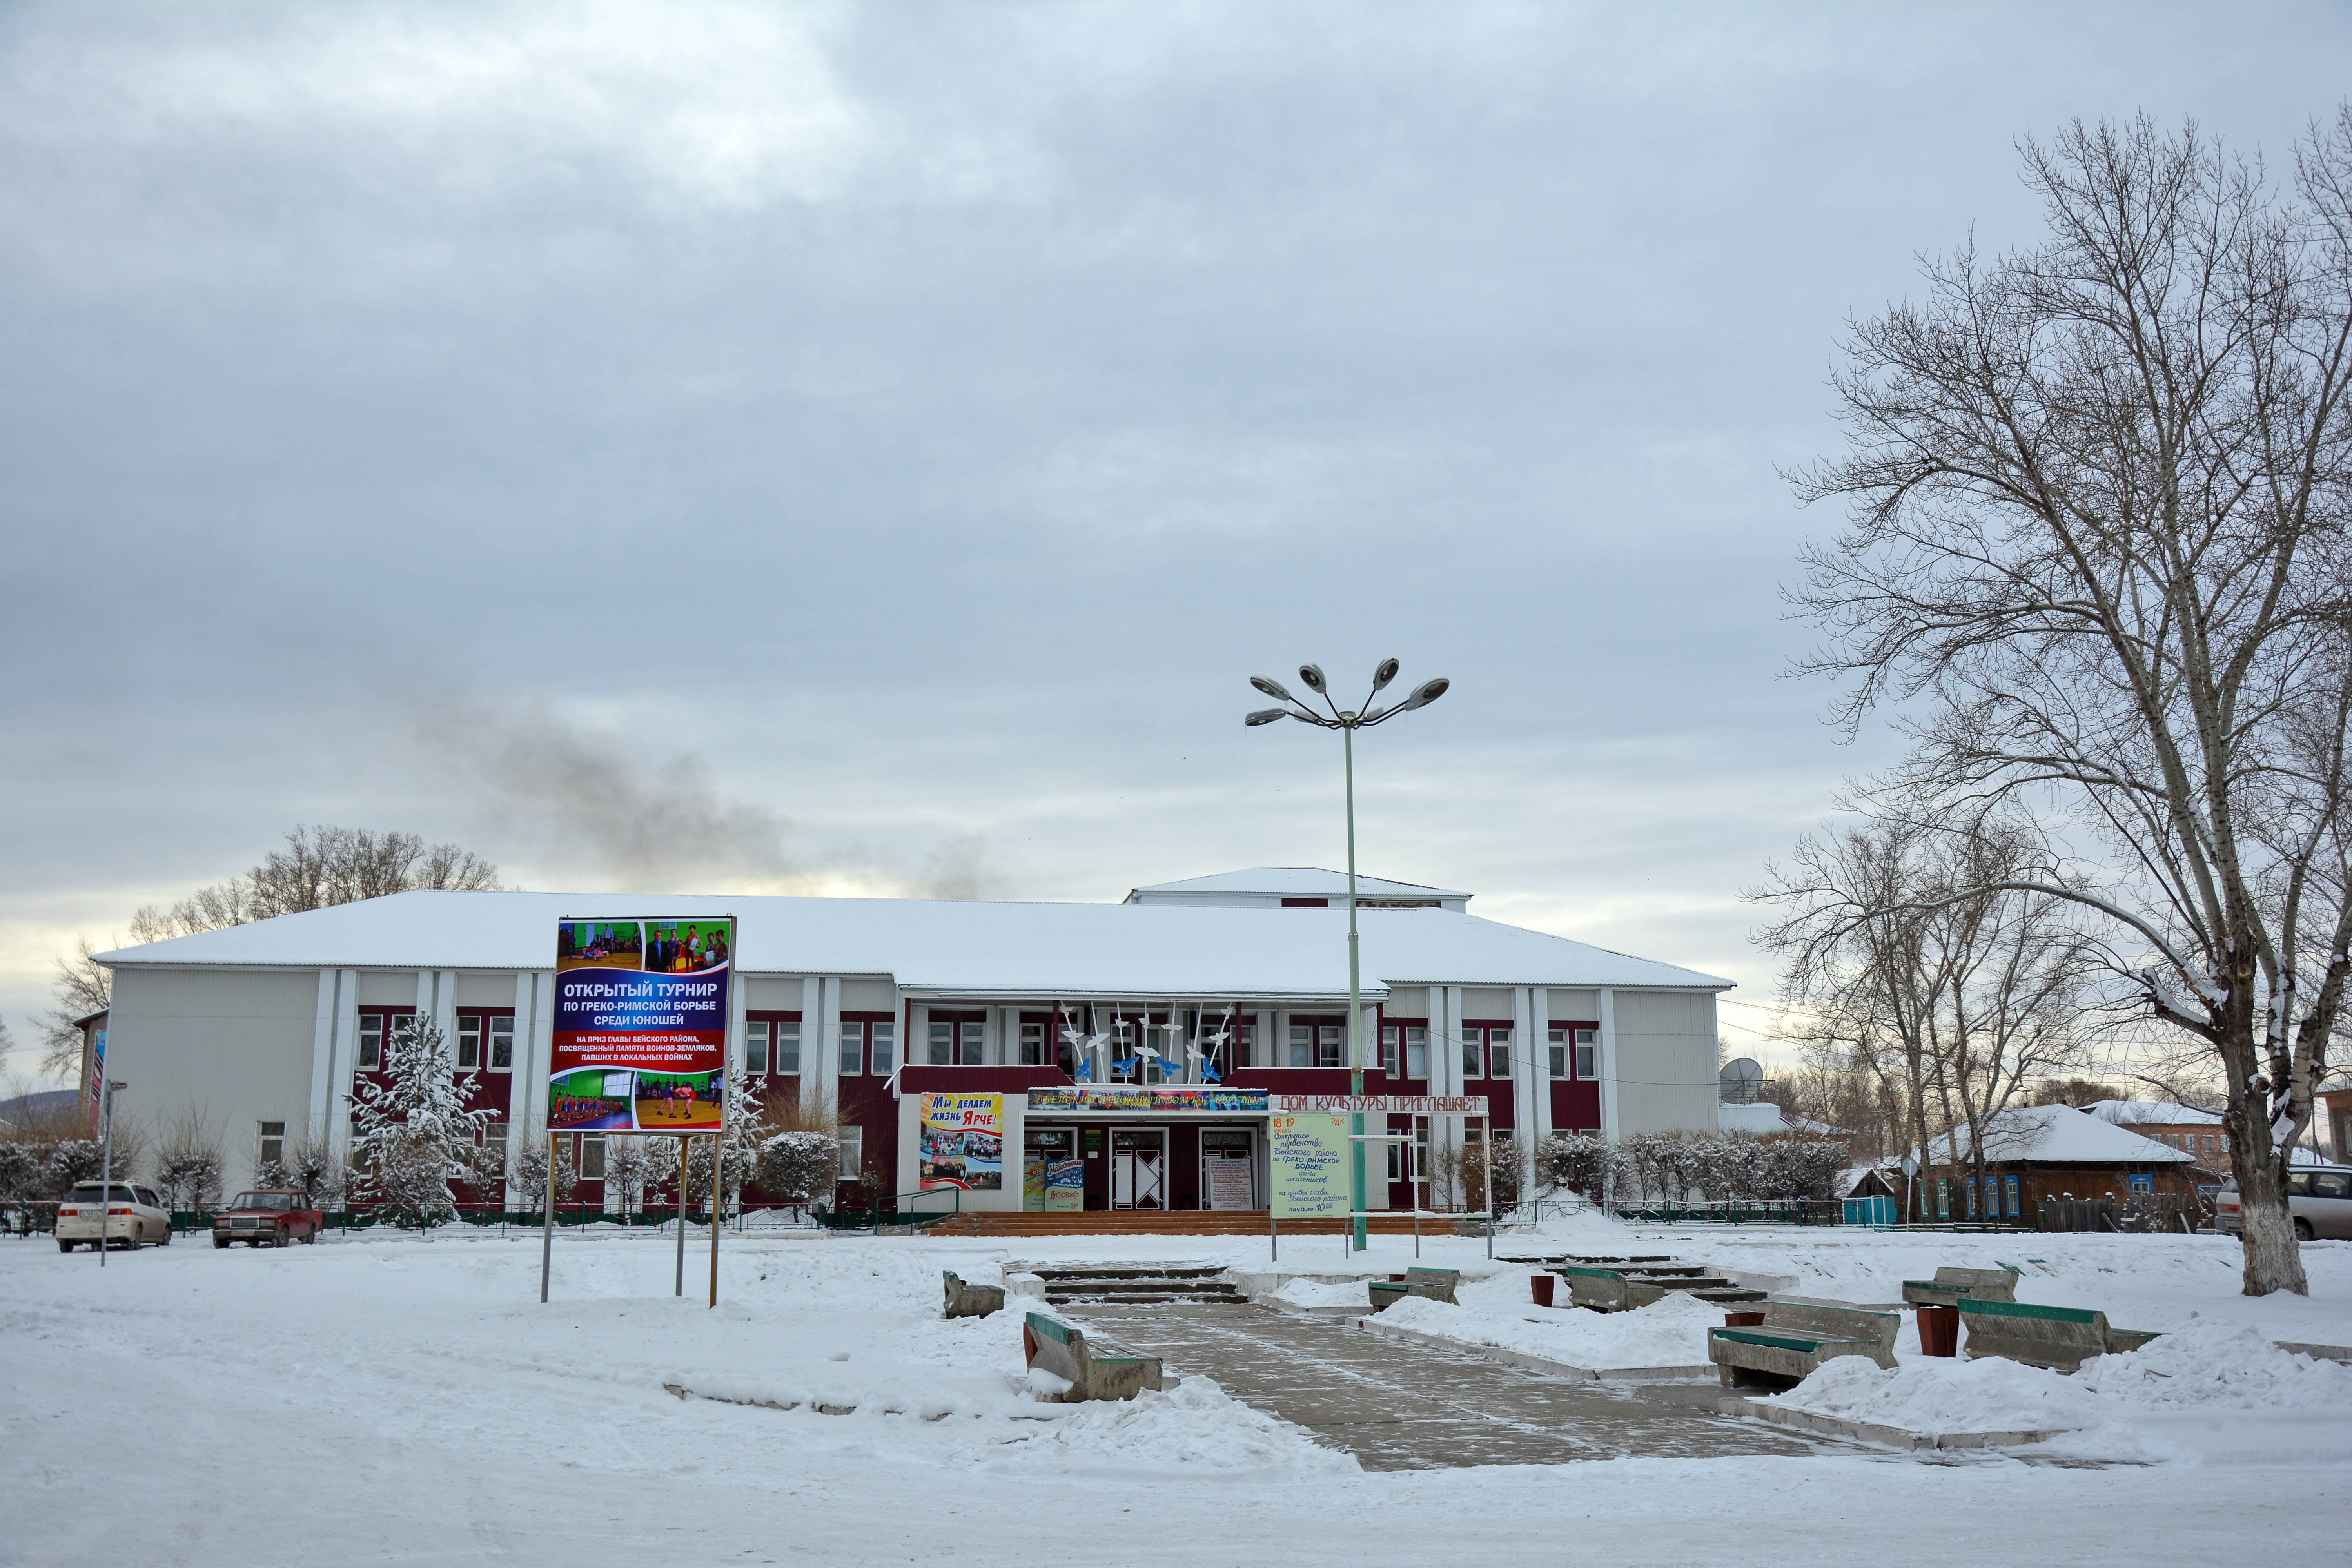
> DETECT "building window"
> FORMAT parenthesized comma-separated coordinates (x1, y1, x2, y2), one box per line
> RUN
(840, 1022, 865, 1076)
(485, 1121, 508, 1161)
(1382, 1025, 1400, 1077)
(927, 1018, 985, 1066)
(1548, 1026, 1568, 1078)
(775, 1020, 800, 1073)
(1238, 1020, 1256, 1066)
(746, 1020, 770, 1076)
(358, 1014, 383, 1071)
(580, 1134, 606, 1180)
(1487, 1029, 1512, 1078)
(2004, 1173, 2020, 1218)
(456, 1016, 481, 1070)
(870, 1021, 896, 1075)
(490, 1016, 514, 1071)
(839, 1125, 863, 1181)
(1575, 1028, 1597, 1080)
(1461, 1027, 1483, 1079)
(1020, 1020, 1047, 1066)
(1404, 1027, 1426, 1078)
(258, 1122, 285, 1167)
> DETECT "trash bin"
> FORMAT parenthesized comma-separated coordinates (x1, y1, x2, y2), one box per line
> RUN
(1531, 1273, 1556, 1307)
(1917, 1303, 1960, 1357)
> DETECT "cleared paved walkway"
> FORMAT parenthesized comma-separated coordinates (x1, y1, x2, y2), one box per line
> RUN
(1075, 1302, 1838, 1470)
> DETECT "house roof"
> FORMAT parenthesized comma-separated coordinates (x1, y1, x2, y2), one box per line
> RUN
(1125, 867, 1469, 903)
(1924, 1103, 2195, 1166)
(94, 888, 1733, 999)
(2084, 1098, 2224, 1128)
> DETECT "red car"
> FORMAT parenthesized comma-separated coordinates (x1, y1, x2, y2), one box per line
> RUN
(212, 1190, 324, 1248)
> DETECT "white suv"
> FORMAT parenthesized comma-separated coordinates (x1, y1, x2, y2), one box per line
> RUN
(56, 1181, 173, 1252)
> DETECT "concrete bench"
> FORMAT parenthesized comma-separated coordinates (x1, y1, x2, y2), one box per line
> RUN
(942, 1270, 1006, 1319)
(1957, 1298, 2161, 1374)
(1709, 1297, 1900, 1390)
(1902, 1265, 2021, 1309)
(1021, 1311, 1163, 1402)
(1556, 1265, 1668, 1314)
(1367, 1267, 1461, 1312)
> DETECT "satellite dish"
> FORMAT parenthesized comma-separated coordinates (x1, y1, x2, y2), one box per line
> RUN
(1719, 1057, 1763, 1103)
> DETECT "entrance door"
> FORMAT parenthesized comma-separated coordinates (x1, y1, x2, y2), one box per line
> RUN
(1201, 1129, 1256, 1210)
(1112, 1129, 1166, 1210)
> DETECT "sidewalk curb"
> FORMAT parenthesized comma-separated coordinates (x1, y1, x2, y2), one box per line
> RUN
(1729, 1396, 2068, 1452)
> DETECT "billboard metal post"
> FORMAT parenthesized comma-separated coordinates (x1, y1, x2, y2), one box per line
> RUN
(708, 1132, 721, 1309)
(675, 1137, 689, 1297)
(539, 1130, 555, 1303)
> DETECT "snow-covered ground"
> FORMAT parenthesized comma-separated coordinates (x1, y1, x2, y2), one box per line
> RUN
(4, 1213, 2348, 1565)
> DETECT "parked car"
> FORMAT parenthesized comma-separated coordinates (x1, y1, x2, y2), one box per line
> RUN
(2216, 1162, 2352, 1241)
(55, 1182, 173, 1252)
(212, 1190, 324, 1248)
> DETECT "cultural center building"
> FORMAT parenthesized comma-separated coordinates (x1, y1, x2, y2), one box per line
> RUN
(93, 869, 1731, 1214)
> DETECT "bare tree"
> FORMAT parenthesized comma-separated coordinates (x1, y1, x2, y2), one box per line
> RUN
(130, 824, 501, 942)
(1754, 813, 2100, 1212)
(1791, 112, 2352, 1295)
(31, 937, 112, 1080)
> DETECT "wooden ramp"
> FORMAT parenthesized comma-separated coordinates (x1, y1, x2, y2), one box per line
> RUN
(927, 1210, 1466, 1238)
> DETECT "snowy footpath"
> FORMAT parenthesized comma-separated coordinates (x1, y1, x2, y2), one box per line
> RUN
(4, 1214, 2348, 1566)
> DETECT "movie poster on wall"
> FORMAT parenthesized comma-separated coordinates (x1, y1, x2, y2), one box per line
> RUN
(918, 1093, 1004, 1190)
(551, 916, 734, 1133)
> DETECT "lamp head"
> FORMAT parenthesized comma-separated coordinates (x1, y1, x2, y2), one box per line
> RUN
(1244, 708, 1290, 726)
(1372, 657, 1400, 691)
(1400, 676, 1450, 711)
(1250, 675, 1294, 702)
(1298, 663, 1328, 695)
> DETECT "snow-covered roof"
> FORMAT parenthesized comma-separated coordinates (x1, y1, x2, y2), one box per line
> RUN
(1126, 867, 1468, 904)
(2084, 1099, 2223, 1128)
(1924, 1104, 2194, 1166)
(94, 889, 1732, 1000)
(1717, 1103, 1847, 1138)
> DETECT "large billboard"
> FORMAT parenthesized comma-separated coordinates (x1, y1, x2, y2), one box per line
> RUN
(552, 916, 734, 1133)
(918, 1093, 1003, 1191)
(1268, 1112, 1351, 1218)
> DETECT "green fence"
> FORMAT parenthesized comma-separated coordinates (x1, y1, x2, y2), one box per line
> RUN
(810, 1188, 964, 1232)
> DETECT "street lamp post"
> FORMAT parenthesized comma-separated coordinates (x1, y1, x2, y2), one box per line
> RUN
(96, 1078, 126, 1268)
(1247, 659, 1449, 1252)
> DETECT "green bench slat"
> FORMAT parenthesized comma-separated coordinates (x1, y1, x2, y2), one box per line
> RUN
(1960, 1299, 2097, 1325)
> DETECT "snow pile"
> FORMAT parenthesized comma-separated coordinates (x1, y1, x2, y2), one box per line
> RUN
(984, 1376, 1358, 1476)
(1270, 1277, 1371, 1308)
(2074, 1323, 2352, 1409)
(1775, 1354, 2105, 1434)
(1774, 1323, 2352, 1436)
(1377, 1284, 1721, 1369)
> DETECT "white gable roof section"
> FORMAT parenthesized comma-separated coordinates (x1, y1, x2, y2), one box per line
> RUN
(1927, 1104, 2195, 1166)
(97, 889, 1731, 1000)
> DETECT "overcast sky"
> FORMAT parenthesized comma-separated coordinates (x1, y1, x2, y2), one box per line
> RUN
(4, 2, 2347, 1082)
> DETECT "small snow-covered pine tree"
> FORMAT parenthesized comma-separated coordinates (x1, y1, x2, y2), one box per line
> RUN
(756, 1130, 839, 1221)
(348, 1018, 490, 1229)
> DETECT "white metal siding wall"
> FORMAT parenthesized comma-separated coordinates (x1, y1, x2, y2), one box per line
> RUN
(105, 967, 322, 1192)
(1610, 991, 1721, 1136)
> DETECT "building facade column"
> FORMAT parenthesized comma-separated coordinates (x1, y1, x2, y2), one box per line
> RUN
(309, 968, 339, 1145)
(1515, 985, 1541, 1202)
(1598, 988, 1621, 1144)
(800, 976, 824, 1112)
(329, 970, 360, 1163)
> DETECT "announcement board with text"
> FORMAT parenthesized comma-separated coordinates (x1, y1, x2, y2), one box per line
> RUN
(1269, 1113, 1351, 1219)
(551, 916, 735, 1133)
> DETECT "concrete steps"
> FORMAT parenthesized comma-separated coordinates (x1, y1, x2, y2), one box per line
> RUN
(1030, 1265, 1248, 1307)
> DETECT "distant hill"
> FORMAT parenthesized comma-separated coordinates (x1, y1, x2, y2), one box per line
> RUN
(0, 1088, 82, 1132)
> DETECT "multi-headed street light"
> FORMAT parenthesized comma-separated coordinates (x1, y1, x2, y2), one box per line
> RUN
(1247, 659, 1448, 1251)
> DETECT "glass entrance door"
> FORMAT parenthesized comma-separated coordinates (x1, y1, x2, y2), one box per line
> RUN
(1111, 1129, 1166, 1210)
